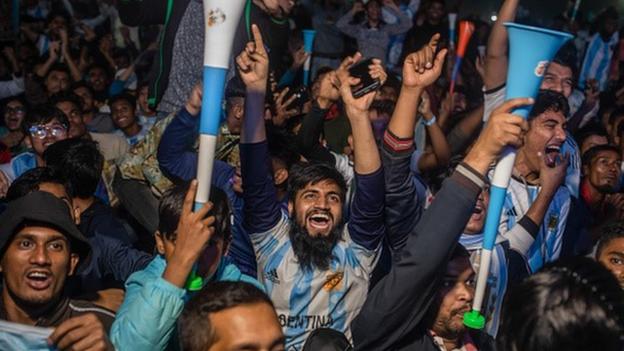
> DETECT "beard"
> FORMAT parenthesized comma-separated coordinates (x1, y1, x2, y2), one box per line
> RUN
(288, 219, 343, 271)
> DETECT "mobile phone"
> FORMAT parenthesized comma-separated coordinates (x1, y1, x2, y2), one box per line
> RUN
(349, 58, 381, 98)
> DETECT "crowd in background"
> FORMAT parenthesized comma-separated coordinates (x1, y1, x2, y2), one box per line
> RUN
(0, 0, 623, 350)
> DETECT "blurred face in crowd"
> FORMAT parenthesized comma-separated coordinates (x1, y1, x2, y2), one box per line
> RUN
(290, 179, 344, 238)
(73, 86, 94, 113)
(580, 134, 609, 155)
(584, 149, 621, 194)
(541, 62, 573, 98)
(522, 109, 567, 172)
(55, 101, 87, 139)
(597, 238, 624, 289)
(206, 302, 285, 351)
(432, 255, 475, 339)
(87, 67, 108, 93)
(426, 1, 445, 24)
(45, 70, 70, 96)
(4, 100, 26, 132)
(0, 225, 78, 313)
(111, 99, 138, 131)
(366, 1, 381, 22)
(138, 85, 155, 116)
(452, 92, 467, 114)
(601, 17, 618, 39)
(464, 189, 489, 235)
(48, 15, 67, 36)
(28, 118, 68, 157)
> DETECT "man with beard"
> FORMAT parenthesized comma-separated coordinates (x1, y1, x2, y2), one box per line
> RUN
(238, 26, 386, 348)
(563, 144, 623, 257)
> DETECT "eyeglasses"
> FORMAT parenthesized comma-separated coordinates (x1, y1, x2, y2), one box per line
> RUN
(28, 124, 67, 139)
(5, 106, 26, 116)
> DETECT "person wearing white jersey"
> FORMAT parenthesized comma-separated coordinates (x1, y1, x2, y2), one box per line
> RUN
(237, 26, 388, 349)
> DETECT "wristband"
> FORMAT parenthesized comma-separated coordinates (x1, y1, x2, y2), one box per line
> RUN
(424, 115, 437, 126)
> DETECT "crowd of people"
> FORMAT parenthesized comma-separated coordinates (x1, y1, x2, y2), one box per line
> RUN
(0, 0, 623, 350)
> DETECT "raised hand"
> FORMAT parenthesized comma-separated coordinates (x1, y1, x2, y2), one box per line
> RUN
(336, 53, 387, 115)
(185, 84, 203, 116)
(272, 87, 299, 126)
(402, 33, 448, 90)
(236, 24, 269, 92)
(48, 313, 113, 351)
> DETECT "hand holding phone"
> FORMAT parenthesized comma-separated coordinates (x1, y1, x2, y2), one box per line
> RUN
(349, 57, 382, 98)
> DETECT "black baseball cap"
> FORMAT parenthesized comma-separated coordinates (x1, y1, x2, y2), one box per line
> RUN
(0, 191, 91, 263)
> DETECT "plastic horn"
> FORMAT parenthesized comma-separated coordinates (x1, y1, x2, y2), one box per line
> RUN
(463, 23, 573, 330)
(12, 0, 19, 34)
(449, 21, 475, 95)
(302, 29, 316, 86)
(186, 0, 247, 292)
(448, 13, 458, 49)
(571, 0, 581, 22)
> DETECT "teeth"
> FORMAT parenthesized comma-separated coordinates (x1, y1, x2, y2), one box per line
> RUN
(28, 272, 48, 278)
(311, 214, 329, 220)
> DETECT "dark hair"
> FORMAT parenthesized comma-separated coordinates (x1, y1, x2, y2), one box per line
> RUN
(71, 81, 93, 95)
(86, 63, 111, 79)
(288, 162, 347, 204)
(575, 122, 609, 149)
(5, 167, 67, 202)
(45, 10, 70, 27)
(596, 221, 624, 259)
(497, 257, 624, 351)
(528, 90, 570, 120)
(49, 92, 83, 110)
(22, 104, 69, 133)
(581, 144, 621, 167)
(109, 93, 137, 110)
(267, 127, 300, 171)
(43, 138, 103, 199)
(157, 183, 232, 244)
(552, 42, 578, 81)
(178, 281, 275, 351)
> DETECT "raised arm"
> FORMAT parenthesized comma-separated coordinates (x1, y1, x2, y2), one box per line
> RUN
(383, 0, 413, 35)
(383, 34, 447, 250)
(336, 3, 363, 38)
(337, 53, 387, 250)
(352, 97, 532, 350)
(416, 90, 452, 173)
(238, 25, 282, 234)
(483, 0, 519, 90)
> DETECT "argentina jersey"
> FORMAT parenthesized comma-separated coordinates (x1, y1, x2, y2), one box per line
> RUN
(251, 211, 381, 350)
(497, 177, 571, 273)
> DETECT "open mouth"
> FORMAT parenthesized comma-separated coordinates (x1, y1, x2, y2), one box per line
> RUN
(544, 144, 561, 166)
(307, 212, 333, 232)
(25, 270, 52, 290)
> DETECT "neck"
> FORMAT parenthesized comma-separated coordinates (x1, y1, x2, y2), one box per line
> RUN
(35, 154, 45, 167)
(514, 150, 540, 184)
(582, 179, 606, 207)
(369, 18, 380, 27)
(74, 196, 95, 216)
(123, 123, 141, 137)
(2, 288, 56, 326)
(82, 110, 94, 124)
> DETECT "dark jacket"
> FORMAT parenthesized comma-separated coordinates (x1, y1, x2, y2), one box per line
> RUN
(351, 135, 493, 350)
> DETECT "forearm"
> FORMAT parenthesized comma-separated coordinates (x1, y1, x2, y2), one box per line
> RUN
(484, 0, 519, 89)
(64, 51, 83, 81)
(347, 109, 381, 174)
(157, 108, 200, 181)
(297, 103, 334, 163)
(524, 187, 557, 227)
(35, 58, 56, 78)
(162, 256, 194, 288)
(425, 123, 451, 167)
(240, 89, 267, 144)
(388, 86, 423, 138)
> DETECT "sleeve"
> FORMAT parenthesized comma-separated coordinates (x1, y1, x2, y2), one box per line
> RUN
(110, 266, 186, 351)
(97, 235, 153, 282)
(482, 84, 506, 123)
(384, 7, 412, 35)
(336, 11, 361, 38)
(351, 165, 485, 350)
(240, 141, 283, 234)
(157, 108, 199, 181)
(347, 167, 385, 251)
(117, 0, 168, 26)
(297, 104, 335, 165)
(381, 130, 423, 252)
(0, 77, 25, 99)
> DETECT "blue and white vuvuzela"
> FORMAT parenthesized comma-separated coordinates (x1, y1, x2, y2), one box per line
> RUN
(188, 0, 246, 291)
(302, 30, 316, 86)
(463, 23, 573, 330)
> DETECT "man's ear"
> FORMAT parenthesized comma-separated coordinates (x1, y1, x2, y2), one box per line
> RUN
(288, 201, 294, 216)
(154, 231, 166, 255)
(68, 253, 79, 276)
(73, 205, 81, 225)
(273, 168, 289, 186)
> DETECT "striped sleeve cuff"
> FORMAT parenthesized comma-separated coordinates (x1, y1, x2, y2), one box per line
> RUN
(455, 162, 489, 190)
(383, 129, 414, 153)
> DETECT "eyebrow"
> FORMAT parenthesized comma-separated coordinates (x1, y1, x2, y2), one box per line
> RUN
(14, 232, 68, 243)
(607, 251, 624, 258)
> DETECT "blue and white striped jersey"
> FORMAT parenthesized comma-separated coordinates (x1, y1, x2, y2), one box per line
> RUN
(251, 212, 381, 350)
